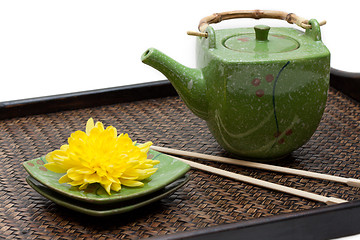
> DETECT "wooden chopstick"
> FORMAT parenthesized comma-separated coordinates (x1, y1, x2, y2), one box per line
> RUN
(166, 154, 347, 205)
(151, 145, 360, 187)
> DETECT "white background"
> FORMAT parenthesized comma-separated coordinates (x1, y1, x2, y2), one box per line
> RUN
(0, 0, 358, 103)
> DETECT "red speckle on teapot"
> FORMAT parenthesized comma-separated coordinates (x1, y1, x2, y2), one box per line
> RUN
(252, 78, 261, 86)
(256, 89, 264, 97)
(266, 74, 274, 82)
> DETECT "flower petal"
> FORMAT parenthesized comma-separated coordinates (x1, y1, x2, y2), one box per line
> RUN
(60, 144, 69, 151)
(100, 178, 112, 195)
(106, 126, 117, 138)
(68, 180, 86, 186)
(59, 174, 71, 184)
(67, 169, 84, 181)
(136, 168, 158, 180)
(111, 183, 121, 192)
(86, 118, 95, 135)
(95, 121, 104, 131)
(79, 183, 89, 190)
(137, 141, 152, 153)
(121, 179, 144, 187)
(84, 173, 101, 183)
(44, 162, 67, 173)
(76, 168, 95, 175)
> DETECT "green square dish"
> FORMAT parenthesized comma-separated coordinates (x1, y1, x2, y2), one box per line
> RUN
(26, 174, 189, 217)
(23, 149, 190, 204)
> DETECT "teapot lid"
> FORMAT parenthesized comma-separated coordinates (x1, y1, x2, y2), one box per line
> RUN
(224, 25, 299, 53)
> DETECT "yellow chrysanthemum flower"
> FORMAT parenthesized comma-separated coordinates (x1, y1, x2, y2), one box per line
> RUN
(44, 118, 160, 195)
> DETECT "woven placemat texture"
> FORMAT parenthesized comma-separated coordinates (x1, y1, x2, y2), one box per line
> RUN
(0, 88, 359, 239)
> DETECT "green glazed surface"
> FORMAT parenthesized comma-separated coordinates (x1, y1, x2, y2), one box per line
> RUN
(142, 19, 330, 160)
(26, 175, 189, 217)
(23, 149, 190, 204)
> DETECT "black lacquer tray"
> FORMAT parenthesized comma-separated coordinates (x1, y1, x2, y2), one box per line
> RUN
(1, 69, 360, 239)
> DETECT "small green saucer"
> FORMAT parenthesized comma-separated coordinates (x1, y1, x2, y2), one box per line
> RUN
(26, 174, 189, 216)
(23, 149, 190, 204)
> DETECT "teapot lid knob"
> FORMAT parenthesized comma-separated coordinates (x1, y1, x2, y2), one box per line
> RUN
(254, 25, 270, 41)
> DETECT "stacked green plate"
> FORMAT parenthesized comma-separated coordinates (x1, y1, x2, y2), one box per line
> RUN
(23, 149, 190, 216)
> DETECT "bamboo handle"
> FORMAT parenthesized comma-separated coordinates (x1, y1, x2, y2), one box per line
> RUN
(151, 146, 360, 188)
(170, 156, 347, 205)
(188, 9, 326, 37)
(198, 10, 326, 32)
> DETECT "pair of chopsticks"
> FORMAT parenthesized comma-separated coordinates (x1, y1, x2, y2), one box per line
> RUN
(150, 145, 359, 205)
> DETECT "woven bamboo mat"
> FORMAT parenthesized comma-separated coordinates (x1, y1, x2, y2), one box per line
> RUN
(0, 88, 359, 239)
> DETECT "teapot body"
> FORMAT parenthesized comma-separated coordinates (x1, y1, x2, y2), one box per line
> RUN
(196, 26, 330, 159)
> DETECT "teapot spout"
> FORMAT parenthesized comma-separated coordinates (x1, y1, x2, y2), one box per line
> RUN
(141, 48, 208, 120)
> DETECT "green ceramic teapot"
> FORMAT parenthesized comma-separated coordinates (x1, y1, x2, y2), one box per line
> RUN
(141, 10, 330, 160)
